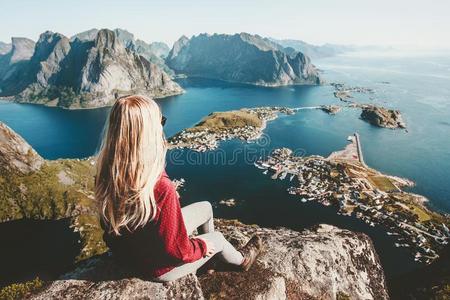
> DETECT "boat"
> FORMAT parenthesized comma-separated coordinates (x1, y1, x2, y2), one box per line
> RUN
(279, 172, 287, 180)
(263, 170, 268, 175)
(290, 174, 295, 181)
(254, 162, 266, 169)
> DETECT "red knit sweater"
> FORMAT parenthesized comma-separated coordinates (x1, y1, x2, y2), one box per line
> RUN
(102, 171, 207, 278)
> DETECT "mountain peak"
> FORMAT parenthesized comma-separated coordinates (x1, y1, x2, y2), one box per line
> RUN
(167, 35, 190, 60)
(37, 31, 67, 43)
(95, 29, 123, 51)
(0, 29, 182, 108)
(34, 31, 70, 60)
(70, 28, 99, 42)
(9, 37, 35, 64)
(167, 32, 321, 86)
(113, 28, 135, 48)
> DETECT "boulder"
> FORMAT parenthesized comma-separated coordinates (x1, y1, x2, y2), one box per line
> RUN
(30, 220, 388, 300)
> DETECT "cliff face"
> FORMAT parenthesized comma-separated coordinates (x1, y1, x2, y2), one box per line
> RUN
(6, 38, 36, 64)
(0, 30, 182, 108)
(0, 38, 35, 93)
(71, 28, 173, 75)
(0, 123, 44, 174)
(0, 122, 101, 260)
(29, 220, 388, 300)
(166, 33, 322, 86)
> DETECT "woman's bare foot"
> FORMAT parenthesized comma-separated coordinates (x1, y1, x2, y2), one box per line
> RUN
(239, 235, 263, 271)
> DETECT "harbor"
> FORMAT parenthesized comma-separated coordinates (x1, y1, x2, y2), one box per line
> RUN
(254, 134, 450, 264)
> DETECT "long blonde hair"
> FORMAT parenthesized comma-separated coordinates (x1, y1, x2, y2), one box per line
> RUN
(95, 95, 167, 235)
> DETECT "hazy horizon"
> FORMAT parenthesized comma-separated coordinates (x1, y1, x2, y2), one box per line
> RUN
(1, 0, 449, 50)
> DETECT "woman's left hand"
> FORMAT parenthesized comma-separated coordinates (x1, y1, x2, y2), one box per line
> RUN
(199, 238, 216, 257)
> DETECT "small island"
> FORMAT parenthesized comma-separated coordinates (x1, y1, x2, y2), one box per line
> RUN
(168, 107, 295, 151)
(330, 82, 406, 129)
(320, 105, 342, 115)
(331, 82, 375, 102)
(360, 105, 406, 129)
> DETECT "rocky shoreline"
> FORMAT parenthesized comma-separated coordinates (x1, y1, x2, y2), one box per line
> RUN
(360, 105, 406, 129)
(320, 105, 342, 115)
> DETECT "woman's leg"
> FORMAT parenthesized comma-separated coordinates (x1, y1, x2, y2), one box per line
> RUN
(155, 231, 244, 282)
(181, 201, 214, 235)
(200, 231, 244, 266)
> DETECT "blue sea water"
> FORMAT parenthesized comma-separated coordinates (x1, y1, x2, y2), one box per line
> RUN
(0, 51, 449, 278)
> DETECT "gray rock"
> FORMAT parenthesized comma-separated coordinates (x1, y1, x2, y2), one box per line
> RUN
(70, 28, 100, 42)
(148, 41, 171, 58)
(7, 37, 36, 64)
(130, 39, 174, 75)
(73, 29, 182, 107)
(71, 28, 173, 75)
(0, 37, 35, 91)
(168, 35, 189, 59)
(32, 31, 72, 87)
(360, 105, 406, 129)
(0, 122, 44, 174)
(29, 254, 204, 300)
(30, 220, 388, 300)
(321, 105, 342, 115)
(166, 33, 322, 86)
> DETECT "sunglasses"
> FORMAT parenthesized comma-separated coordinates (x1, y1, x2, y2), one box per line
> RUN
(161, 116, 167, 126)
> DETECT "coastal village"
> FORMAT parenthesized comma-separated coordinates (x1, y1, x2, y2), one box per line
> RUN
(254, 134, 449, 264)
(168, 106, 296, 151)
(331, 82, 375, 102)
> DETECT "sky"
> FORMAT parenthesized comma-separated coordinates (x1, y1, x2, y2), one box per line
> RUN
(0, 0, 449, 49)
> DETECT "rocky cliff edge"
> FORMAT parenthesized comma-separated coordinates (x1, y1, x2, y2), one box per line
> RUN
(29, 220, 388, 300)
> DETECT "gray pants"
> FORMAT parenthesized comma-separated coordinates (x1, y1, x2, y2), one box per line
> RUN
(156, 201, 244, 282)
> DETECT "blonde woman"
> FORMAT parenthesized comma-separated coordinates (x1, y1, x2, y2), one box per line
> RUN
(95, 95, 262, 282)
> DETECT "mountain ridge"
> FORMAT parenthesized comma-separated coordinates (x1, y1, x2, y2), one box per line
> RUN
(166, 33, 322, 86)
(71, 28, 173, 74)
(0, 29, 183, 109)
